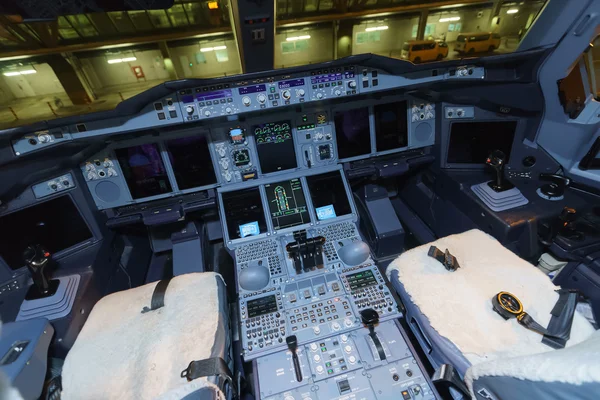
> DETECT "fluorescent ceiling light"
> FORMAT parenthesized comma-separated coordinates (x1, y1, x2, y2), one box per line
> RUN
(200, 47, 214, 52)
(213, 45, 227, 50)
(439, 17, 461, 22)
(286, 35, 311, 41)
(107, 58, 123, 64)
(3, 69, 37, 76)
(121, 57, 137, 62)
(365, 26, 388, 32)
(507, 8, 519, 14)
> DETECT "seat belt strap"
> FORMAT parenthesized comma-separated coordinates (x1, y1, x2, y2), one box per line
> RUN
(181, 357, 237, 399)
(141, 277, 173, 313)
(542, 289, 578, 349)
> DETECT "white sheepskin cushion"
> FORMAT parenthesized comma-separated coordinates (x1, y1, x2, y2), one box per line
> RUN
(386, 229, 595, 366)
(465, 329, 600, 392)
(62, 272, 224, 400)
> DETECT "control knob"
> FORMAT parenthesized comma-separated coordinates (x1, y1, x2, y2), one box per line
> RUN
(316, 365, 324, 374)
(225, 107, 233, 114)
(341, 334, 348, 343)
(313, 354, 321, 362)
(220, 158, 230, 170)
(185, 105, 194, 115)
(332, 322, 341, 331)
(344, 345, 352, 354)
(242, 96, 251, 107)
(204, 110, 211, 117)
(348, 355, 357, 364)
(347, 81, 357, 89)
(313, 326, 321, 335)
(282, 90, 291, 100)
(316, 93, 323, 100)
(257, 93, 267, 104)
(297, 89, 305, 97)
(344, 318, 353, 328)
(224, 172, 232, 182)
(310, 343, 318, 351)
(334, 89, 342, 97)
(38, 134, 51, 143)
(107, 167, 117, 177)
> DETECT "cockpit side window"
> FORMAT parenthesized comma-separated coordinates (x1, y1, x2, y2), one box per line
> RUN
(583, 35, 600, 101)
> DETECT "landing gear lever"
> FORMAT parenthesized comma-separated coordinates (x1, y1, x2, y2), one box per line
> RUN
(286, 335, 303, 382)
(361, 308, 386, 361)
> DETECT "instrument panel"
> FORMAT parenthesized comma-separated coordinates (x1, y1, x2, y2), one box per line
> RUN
(10, 62, 485, 212)
(79, 94, 436, 210)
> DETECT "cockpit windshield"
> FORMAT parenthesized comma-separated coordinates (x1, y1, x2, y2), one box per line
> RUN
(0, 0, 548, 130)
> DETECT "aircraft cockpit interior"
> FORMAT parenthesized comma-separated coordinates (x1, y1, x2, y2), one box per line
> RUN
(1, 0, 600, 399)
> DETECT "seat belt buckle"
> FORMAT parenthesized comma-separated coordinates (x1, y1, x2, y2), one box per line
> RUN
(428, 246, 460, 271)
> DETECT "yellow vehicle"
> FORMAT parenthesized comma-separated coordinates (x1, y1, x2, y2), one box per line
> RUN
(455, 32, 502, 54)
(400, 40, 449, 63)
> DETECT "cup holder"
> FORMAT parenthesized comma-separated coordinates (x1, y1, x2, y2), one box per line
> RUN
(239, 265, 270, 291)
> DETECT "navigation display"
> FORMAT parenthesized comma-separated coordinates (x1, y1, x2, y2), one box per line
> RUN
(346, 270, 377, 290)
(334, 107, 371, 159)
(115, 143, 172, 199)
(265, 179, 310, 230)
(0, 196, 93, 270)
(253, 120, 297, 174)
(221, 188, 267, 239)
(247, 295, 278, 318)
(447, 121, 517, 164)
(306, 171, 352, 220)
(165, 136, 217, 190)
(374, 101, 408, 151)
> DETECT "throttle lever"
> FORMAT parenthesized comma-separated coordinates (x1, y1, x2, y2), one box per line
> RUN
(360, 308, 386, 361)
(286, 335, 303, 382)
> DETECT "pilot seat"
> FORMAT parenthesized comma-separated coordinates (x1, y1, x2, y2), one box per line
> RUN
(386, 229, 599, 399)
(61, 272, 233, 400)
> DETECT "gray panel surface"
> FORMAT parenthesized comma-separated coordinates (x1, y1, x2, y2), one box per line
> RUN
(32, 173, 75, 199)
(257, 346, 312, 397)
(315, 371, 377, 400)
(368, 359, 436, 400)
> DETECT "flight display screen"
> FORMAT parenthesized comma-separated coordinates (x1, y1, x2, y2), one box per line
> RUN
(221, 188, 267, 239)
(334, 107, 371, 159)
(115, 143, 172, 199)
(265, 179, 310, 230)
(247, 295, 278, 318)
(346, 270, 377, 291)
(374, 101, 408, 151)
(0, 196, 93, 270)
(447, 121, 517, 164)
(253, 120, 297, 174)
(165, 136, 217, 190)
(306, 171, 352, 220)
